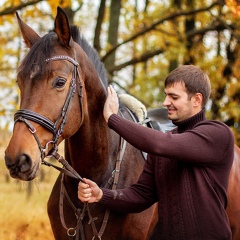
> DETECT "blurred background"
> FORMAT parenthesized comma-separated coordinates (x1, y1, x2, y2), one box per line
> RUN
(0, 0, 240, 239)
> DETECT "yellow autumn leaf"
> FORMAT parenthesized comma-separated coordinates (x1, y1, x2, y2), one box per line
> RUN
(47, 0, 73, 16)
(226, 0, 240, 16)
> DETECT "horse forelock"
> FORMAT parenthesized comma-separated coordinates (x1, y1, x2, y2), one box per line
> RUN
(18, 31, 56, 82)
(70, 26, 108, 89)
(17, 26, 108, 90)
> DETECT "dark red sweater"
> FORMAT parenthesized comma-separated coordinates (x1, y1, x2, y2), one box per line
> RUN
(99, 109, 234, 240)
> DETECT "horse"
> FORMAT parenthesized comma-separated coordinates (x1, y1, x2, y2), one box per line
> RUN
(4, 7, 158, 240)
(226, 145, 240, 240)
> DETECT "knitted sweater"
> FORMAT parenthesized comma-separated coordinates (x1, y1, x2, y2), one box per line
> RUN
(99, 109, 234, 240)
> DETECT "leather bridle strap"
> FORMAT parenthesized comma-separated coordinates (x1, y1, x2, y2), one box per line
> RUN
(14, 55, 82, 160)
(80, 110, 127, 239)
(45, 55, 79, 66)
(14, 109, 56, 134)
(58, 135, 127, 240)
(46, 55, 79, 145)
(95, 136, 127, 239)
(49, 150, 85, 182)
(60, 174, 86, 240)
(14, 116, 46, 159)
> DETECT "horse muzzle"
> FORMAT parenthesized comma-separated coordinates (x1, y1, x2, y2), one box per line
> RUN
(4, 152, 41, 181)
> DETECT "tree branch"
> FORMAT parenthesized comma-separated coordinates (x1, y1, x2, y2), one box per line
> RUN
(101, 0, 224, 62)
(108, 48, 165, 74)
(0, 0, 44, 16)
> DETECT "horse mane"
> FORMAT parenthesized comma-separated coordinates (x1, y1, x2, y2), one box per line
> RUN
(18, 26, 108, 89)
(70, 26, 108, 89)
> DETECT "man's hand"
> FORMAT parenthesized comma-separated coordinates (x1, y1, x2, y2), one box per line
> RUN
(103, 85, 119, 123)
(78, 178, 103, 203)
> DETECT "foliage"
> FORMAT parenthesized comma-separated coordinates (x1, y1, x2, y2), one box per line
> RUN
(0, 135, 64, 239)
(0, 0, 240, 144)
(226, 0, 240, 16)
(0, 159, 57, 239)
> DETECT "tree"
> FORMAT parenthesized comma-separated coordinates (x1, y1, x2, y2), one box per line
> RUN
(0, 0, 240, 144)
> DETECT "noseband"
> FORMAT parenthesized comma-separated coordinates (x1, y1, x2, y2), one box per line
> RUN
(14, 55, 83, 161)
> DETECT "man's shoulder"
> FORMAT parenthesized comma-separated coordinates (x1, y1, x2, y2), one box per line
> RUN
(201, 119, 231, 128)
(197, 119, 234, 139)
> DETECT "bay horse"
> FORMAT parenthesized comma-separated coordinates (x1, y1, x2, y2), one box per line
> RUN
(227, 145, 240, 240)
(4, 7, 157, 240)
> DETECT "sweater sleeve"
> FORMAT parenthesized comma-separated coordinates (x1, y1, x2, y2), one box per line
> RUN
(108, 114, 234, 165)
(98, 154, 158, 213)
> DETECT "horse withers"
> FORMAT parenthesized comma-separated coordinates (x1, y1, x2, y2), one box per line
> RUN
(4, 7, 157, 240)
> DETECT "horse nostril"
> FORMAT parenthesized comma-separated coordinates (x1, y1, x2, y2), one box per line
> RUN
(19, 154, 32, 173)
(4, 153, 12, 170)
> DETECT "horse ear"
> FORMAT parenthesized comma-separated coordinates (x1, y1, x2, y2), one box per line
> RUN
(16, 12, 41, 48)
(54, 6, 73, 47)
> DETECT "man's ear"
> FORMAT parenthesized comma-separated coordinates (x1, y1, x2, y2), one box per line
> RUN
(193, 93, 203, 107)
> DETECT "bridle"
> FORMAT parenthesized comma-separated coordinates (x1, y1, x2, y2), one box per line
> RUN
(13, 54, 128, 239)
(14, 55, 83, 165)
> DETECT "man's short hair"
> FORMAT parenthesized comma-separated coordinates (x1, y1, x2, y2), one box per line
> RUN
(165, 65, 211, 107)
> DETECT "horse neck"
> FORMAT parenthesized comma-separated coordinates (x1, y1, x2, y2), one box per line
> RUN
(64, 92, 119, 184)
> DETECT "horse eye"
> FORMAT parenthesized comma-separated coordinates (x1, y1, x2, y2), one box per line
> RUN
(54, 78, 67, 88)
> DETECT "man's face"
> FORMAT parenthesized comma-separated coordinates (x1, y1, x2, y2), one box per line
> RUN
(163, 82, 197, 122)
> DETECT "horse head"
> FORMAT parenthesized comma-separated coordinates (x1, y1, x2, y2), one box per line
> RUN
(4, 7, 108, 181)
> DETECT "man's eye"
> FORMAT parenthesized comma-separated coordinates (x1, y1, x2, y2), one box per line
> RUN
(54, 78, 67, 88)
(171, 95, 179, 100)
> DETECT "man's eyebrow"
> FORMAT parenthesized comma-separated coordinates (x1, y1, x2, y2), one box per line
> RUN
(164, 91, 180, 97)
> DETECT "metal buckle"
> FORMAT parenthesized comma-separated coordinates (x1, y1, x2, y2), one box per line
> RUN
(43, 140, 57, 157)
(28, 126, 36, 134)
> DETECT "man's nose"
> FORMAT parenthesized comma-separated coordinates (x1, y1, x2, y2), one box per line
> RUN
(163, 97, 170, 107)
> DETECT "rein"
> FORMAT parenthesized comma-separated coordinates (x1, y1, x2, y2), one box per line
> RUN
(59, 135, 127, 240)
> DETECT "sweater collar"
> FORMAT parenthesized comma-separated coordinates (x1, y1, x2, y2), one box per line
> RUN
(173, 108, 206, 133)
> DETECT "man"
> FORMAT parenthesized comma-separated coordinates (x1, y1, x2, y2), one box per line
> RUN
(78, 65, 234, 240)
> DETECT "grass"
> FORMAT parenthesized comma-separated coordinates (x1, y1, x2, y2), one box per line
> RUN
(0, 140, 62, 240)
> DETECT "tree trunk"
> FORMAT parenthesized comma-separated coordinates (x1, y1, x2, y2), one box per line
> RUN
(105, 0, 122, 74)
